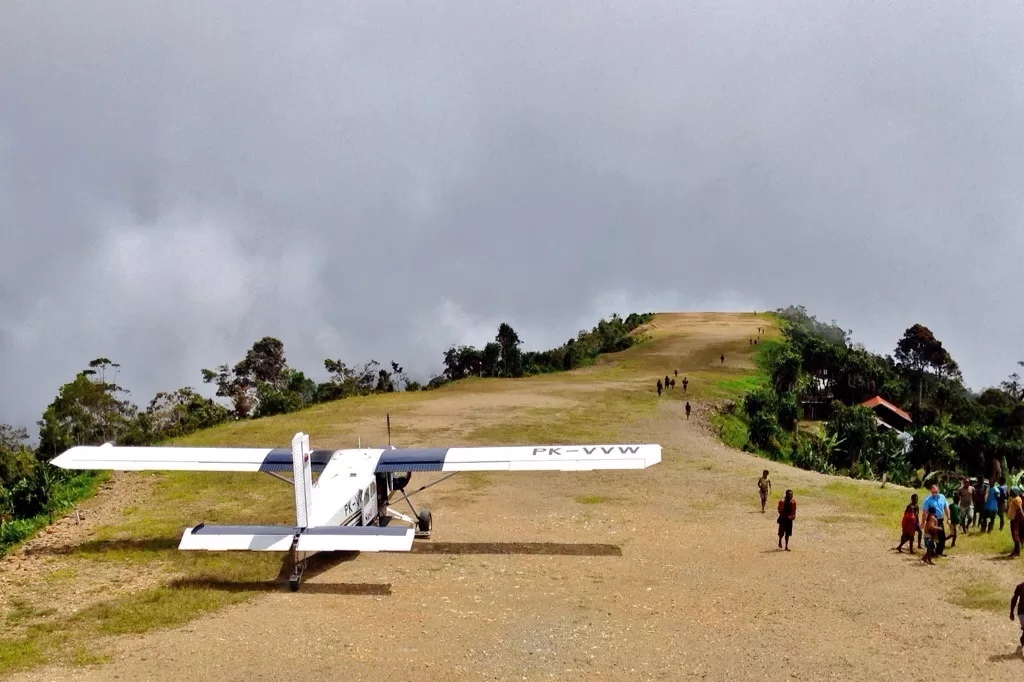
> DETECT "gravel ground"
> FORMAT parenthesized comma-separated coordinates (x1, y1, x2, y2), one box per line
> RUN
(6, 314, 1023, 680)
(11, 412, 1024, 681)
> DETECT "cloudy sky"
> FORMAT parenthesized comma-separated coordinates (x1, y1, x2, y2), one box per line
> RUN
(2, 1, 1023, 433)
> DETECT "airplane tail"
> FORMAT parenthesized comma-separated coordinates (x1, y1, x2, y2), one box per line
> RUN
(291, 432, 313, 528)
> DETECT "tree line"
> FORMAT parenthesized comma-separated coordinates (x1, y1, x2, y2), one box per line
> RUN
(0, 311, 653, 553)
(731, 305, 1024, 490)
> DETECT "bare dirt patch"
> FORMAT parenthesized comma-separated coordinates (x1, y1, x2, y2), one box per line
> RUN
(1, 472, 160, 626)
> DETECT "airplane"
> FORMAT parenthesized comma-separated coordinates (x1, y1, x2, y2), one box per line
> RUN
(50, 428, 661, 591)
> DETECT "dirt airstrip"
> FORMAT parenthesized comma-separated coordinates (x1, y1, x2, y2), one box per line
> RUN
(4, 313, 1024, 680)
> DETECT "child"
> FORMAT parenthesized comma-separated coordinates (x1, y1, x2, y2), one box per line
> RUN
(896, 499, 917, 554)
(922, 510, 938, 564)
(777, 490, 796, 551)
(949, 497, 961, 547)
(758, 470, 771, 513)
(911, 493, 922, 550)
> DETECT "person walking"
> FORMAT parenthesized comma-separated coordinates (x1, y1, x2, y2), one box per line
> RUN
(921, 511, 939, 565)
(1008, 487, 1023, 558)
(1010, 581, 1024, 652)
(896, 496, 918, 554)
(921, 485, 950, 556)
(684, 402, 691, 420)
(777, 490, 796, 551)
(656, 379, 662, 397)
(757, 470, 771, 513)
(997, 478, 1009, 531)
(957, 478, 975, 532)
(985, 482, 999, 533)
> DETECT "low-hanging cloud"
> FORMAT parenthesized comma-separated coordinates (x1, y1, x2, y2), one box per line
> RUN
(2, 1, 1023, 433)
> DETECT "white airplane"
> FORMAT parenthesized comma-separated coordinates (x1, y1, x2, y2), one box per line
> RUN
(50, 431, 661, 591)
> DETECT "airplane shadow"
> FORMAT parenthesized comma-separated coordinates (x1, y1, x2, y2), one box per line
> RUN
(989, 652, 1023, 663)
(173, 552, 389, 595)
(168, 577, 391, 596)
(410, 541, 622, 557)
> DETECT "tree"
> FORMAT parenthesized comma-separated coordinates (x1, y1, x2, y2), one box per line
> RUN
(36, 362, 137, 459)
(1001, 362, 1024, 401)
(144, 387, 231, 439)
(481, 343, 501, 377)
(202, 336, 290, 417)
(495, 323, 524, 378)
(0, 424, 35, 487)
(825, 402, 881, 473)
(908, 424, 957, 475)
(743, 388, 781, 450)
(768, 346, 802, 394)
(236, 337, 288, 388)
(895, 324, 955, 418)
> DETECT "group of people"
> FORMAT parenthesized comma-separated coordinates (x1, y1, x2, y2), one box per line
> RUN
(656, 369, 691, 419)
(896, 478, 1024, 564)
(757, 470, 796, 551)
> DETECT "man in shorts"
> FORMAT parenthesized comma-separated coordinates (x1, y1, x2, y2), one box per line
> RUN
(1011, 581, 1024, 652)
(777, 490, 796, 551)
(758, 470, 771, 513)
(957, 477, 975, 532)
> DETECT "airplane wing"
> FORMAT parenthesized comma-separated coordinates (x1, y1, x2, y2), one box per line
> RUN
(374, 444, 661, 472)
(48, 443, 336, 473)
(50, 441, 662, 474)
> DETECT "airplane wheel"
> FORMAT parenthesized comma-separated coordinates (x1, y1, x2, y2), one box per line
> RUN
(417, 508, 432, 536)
(289, 578, 299, 592)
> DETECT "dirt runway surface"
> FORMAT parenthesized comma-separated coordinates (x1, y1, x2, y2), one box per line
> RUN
(8, 314, 1024, 680)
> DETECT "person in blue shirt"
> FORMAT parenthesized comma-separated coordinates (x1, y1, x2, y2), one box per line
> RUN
(921, 485, 950, 556)
(985, 482, 1000, 533)
(996, 478, 1009, 531)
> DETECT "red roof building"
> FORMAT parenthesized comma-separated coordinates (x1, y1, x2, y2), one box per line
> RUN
(860, 396, 912, 431)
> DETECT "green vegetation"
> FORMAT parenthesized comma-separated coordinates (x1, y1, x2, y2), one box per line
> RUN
(430, 312, 655, 388)
(706, 335, 780, 449)
(717, 305, 1024, 491)
(951, 580, 1008, 614)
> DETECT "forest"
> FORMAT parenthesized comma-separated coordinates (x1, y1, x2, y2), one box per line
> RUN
(731, 306, 1024, 491)
(0, 311, 653, 553)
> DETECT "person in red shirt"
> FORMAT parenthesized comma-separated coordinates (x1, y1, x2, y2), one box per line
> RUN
(896, 497, 918, 554)
(777, 490, 796, 550)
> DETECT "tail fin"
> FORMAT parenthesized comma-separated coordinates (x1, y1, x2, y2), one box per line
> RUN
(292, 432, 314, 528)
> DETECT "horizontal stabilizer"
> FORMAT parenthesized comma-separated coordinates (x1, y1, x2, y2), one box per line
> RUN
(178, 524, 415, 552)
(375, 444, 661, 473)
(296, 526, 415, 552)
(179, 525, 296, 551)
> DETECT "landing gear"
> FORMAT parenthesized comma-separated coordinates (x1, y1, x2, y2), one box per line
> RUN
(416, 508, 432, 538)
(288, 539, 306, 592)
(379, 470, 457, 541)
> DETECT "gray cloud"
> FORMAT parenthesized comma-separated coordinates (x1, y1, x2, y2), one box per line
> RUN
(2, 1, 1023, 433)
